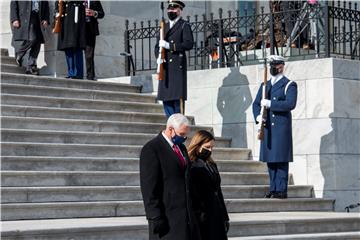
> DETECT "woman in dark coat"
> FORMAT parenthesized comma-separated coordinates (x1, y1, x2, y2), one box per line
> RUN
(55, 1, 86, 79)
(188, 130, 230, 240)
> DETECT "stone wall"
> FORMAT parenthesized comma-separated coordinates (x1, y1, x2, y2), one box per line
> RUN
(108, 58, 360, 212)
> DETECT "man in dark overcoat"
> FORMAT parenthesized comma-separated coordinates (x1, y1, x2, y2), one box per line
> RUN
(55, 1, 86, 79)
(252, 55, 298, 199)
(140, 114, 200, 240)
(10, 0, 50, 75)
(155, 0, 194, 118)
(84, 0, 104, 80)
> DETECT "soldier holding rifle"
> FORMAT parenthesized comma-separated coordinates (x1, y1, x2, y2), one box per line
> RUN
(252, 55, 298, 199)
(155, 0, 194, 118)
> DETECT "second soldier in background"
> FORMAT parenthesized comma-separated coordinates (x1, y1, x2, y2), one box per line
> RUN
(155, 0, 194, 118)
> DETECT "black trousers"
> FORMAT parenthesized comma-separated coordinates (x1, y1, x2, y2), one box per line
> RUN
(85, 36, 96, 80)
(16, 11, 42, 69)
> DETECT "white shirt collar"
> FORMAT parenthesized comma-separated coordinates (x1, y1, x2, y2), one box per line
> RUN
(270, 73, 284, 86)
(169, 16, 181, 28)
(162, 131, 174, 148)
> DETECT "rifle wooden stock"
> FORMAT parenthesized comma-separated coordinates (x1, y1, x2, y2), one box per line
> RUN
(53, 0, 63, 33)
(157, 20, 165, 81)
(258, 60, 268, 140)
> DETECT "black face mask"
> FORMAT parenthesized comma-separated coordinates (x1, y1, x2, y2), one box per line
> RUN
(167, 11, 178, 20)
(270, 66, 279, 76)
(198, 148, 212, 160)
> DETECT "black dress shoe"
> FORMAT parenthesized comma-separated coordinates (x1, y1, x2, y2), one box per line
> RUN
(25, 67, 39, 75)
(272, 192, 288, 199)
(264, 192, 274, 198)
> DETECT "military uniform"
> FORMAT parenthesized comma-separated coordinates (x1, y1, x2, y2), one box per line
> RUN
(252, 55, 298, 198)
(155, 1, 194, 118)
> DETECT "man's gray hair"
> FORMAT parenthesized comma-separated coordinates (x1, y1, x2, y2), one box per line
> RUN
(166, 114, 190, 130)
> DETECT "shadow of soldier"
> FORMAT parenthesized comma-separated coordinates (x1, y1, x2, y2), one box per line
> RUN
(319, 112, 360, 212)
(216, 67, 252, 148)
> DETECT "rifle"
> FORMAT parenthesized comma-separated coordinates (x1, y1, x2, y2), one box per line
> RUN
(258, 58, 268, 140)
(53, 0, 63, 33)
(157, 2, 165, 81)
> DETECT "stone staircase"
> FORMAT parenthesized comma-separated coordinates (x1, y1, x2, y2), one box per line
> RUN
(1, 48, 359, 239)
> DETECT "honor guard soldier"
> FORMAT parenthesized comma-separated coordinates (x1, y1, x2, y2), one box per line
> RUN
(252, 55, 298, 199)
(155, 0, 194, 118)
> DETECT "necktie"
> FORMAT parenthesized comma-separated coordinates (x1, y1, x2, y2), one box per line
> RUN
(173, 145, 186, 168)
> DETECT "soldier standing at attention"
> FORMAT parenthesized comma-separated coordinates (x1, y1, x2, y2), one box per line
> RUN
(155, 0, 194, 118)
(252, 55, 298, 199)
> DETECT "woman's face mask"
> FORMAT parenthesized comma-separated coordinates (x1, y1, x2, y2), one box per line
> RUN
(198, 147, 212, 160)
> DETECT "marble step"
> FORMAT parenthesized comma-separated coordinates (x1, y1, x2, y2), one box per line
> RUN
(1, 105, 181, 124)
(1, 199, 334, 221)
(1, 142, 250, 159)
(1, 94, 163, 113)
(1, 185, 313, 203)
(1, 83, 156, 103)
(1, 116, 212, 134)
(1, 72, 142, 93)
(1, 171, 267, 187)
(229, 231, 360, 240)
(1, 63, 25, 74)
(1, 129, 231, 148)
(1, 56, 16, 65)
(1, 157, 264, 172)
(2, 212, 359, 239)
(1, 48, 9, 56)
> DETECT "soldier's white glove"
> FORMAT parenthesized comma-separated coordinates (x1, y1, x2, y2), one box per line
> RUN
(256, 115, 262, 124)
(261, 99, 271, 108)
(159, 40, 170, 49)
(156, 57, 164, 65)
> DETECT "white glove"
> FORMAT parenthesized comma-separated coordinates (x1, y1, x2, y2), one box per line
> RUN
(159, 40, 170, 49)
(156, 57, 164, 65)
(256, 115, 262, 123)
(261, 99, 271, 108)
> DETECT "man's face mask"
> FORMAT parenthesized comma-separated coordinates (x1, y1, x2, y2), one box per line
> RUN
(270, 64, 280, 76)
(167, 11, 178, 20)
(171, 129, 187, 145)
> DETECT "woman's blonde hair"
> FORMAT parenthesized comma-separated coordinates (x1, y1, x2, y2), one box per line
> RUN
(188, 130, 215, 162)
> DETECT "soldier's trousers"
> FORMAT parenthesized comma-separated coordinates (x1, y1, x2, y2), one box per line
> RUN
(163, 99, 185, 118)
(267, 162, 289, 193)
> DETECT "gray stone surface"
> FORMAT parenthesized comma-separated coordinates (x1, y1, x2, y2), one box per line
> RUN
(1, 212, 359, 239)
(1, 185, 313, 204)
(1, 198, 334, 221)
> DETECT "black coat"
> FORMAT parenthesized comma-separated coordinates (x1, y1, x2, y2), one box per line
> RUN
(10, 0, 50, 43)
(140, 133, 201, 240)
(85, 0, 104, 43)
(155, 18, 194, 101)
(190, 159, 229, 240)
(55, 1, 86, 50)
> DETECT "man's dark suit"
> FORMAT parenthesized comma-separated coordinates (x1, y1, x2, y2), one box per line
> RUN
(140, 133, 200, 240)
(10, 0, 49, 70)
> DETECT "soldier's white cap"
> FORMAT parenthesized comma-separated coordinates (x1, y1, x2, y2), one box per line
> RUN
(267, 55, 285, 65)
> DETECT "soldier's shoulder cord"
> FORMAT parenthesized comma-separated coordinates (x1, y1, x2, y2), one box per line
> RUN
(284, 80, 295, 96)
